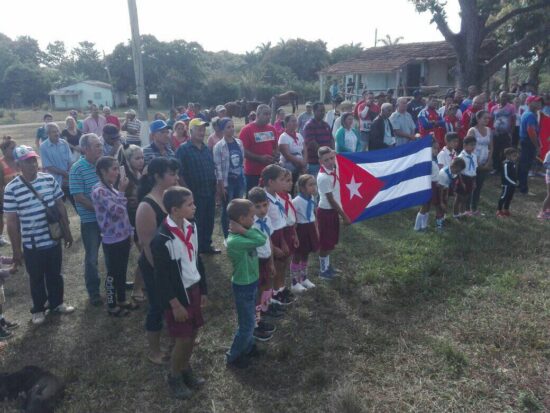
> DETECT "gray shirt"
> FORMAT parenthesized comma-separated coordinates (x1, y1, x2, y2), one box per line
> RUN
(389, 110, 416, 146)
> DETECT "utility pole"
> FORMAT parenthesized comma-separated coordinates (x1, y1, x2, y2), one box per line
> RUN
(127, 0, 149, 145)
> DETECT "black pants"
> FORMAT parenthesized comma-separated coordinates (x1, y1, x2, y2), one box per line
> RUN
(102, 238, 131, 308)
(245, 175, 260, 194)
(498, 185, 515, 210)
(194, 193, 216, 252)
(492, 133, 511, 173)
(23, 244, 63, 314)
(518, 140, 536, 193)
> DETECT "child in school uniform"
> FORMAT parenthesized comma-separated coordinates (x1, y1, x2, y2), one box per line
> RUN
(437, 157, 466, 230)
(291, 174, 318, 289)
(151, 187, 207, 399)
(456, 136, 478, 217)
(261, 165, 294, 306)
(316, 146, 351, 280)
(248, 186, 278, 341)
(278, 170, 302, 294)
(437, 132, 459, 169)
(497, 147, 519, 217)
(414, 139, 444, 231)
(226, 199, 268, 369)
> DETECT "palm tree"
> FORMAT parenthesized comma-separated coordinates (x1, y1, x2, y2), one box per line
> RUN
(377, 35, 404, 46)
(256, 41, 272, 57)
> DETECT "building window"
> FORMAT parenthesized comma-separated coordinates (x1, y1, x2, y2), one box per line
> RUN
(94, 92, 102, 100)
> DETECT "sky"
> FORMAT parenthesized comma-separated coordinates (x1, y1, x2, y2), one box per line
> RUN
(1, 0, 461, 55)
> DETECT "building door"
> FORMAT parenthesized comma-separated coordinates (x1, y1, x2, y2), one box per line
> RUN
(406, 63, 421, 95)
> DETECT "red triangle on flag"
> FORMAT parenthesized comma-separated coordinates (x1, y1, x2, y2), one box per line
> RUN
(336, 154, 385, 222)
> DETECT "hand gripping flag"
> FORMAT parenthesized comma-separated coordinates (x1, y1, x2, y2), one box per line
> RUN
(336, 136, 433, 223)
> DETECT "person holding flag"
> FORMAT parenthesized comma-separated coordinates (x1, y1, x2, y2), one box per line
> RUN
(417, 96, 446, 149)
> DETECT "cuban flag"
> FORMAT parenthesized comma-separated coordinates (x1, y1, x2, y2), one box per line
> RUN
(336, 137, 433, 223)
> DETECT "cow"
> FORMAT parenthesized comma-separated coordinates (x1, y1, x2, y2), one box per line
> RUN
(272, 91, 299, 113)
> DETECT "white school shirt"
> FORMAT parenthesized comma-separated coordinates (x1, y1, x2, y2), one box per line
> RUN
(164, 217, 201, 289)
(437, 147, 456, 168)
(293, 194, 317, 224)
(431, 160, 440, 182)
(265, 191, 287, 231)
(281, 195, 297, 226)
(317, 167, 341, 210)
(437, 167, 456, 188)
(458, 150, 478, 177)
(253, 215, 273, 259)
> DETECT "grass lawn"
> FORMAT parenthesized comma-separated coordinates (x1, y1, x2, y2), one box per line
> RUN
(0, 126, 548, 412)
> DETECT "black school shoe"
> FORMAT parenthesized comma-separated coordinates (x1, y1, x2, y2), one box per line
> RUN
(0, 318, 18, 330)
(269, 302, 287, 313)
(271, 291, 293, 306)
(0, 326, 12, 340)
(181, 368, 205, 388)
(253, 328, 273, 342)
(261, 306, 284, 319)
(257, 320, 276, 334)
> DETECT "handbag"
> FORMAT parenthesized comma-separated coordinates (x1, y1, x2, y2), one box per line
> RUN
(20, 177, 63, 240)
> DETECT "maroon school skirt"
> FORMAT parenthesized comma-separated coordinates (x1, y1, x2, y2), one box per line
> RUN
(295, 222, 319, 255)
(258, 257, 271, 289)
(317, 208, 339, 251)
(431, 182, 441, 205)
(271, 228, 287, 261)
(164, 284, 204, 339)
(456, 175, 475, 196)
(283, 225, 297, 255)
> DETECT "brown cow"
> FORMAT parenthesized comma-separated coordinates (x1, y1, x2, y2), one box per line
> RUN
(272, 91, 299, 113)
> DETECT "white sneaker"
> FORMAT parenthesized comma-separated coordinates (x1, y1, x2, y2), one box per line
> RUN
(223, 238, 227, 247)
(0, 236, 10, 246)
(31, 312, 46, 325)
(53, 303, 75, 314)
(290, 283, 307, 294)
(301, 278, 316, 289)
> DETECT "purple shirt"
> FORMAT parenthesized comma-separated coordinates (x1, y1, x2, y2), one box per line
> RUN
(91, 182, 133, 244)
(303, 118, 334, 164)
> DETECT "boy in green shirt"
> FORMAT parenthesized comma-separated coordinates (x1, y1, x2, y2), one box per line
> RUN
(225, 199, 267, 369)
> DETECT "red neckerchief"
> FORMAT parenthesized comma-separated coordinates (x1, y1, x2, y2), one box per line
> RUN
(278, 191, 297, 216)
(164, 218, 194, 261)
(319, 165, 339, 186)
(286, 131, 299, 145)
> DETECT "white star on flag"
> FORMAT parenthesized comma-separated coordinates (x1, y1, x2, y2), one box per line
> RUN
(346, 175, 363, 200)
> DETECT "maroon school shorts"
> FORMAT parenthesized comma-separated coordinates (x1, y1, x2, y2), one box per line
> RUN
(295, 222, 320, 255)
(271, 228, 287, 261)
(431, 181, 441, 205)
(283, 225, 297, 255)
(258, 257, 271, 289)
(317, 208, 339, 251)
(164, 284, 204, 339)
(456, 175, 475, 196)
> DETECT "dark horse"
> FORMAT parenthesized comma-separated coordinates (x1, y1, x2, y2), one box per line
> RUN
(272, 91, 299, 113)
(224, 99, 263, 122)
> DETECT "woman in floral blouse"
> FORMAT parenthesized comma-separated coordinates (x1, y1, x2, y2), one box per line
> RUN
(91, 156, 139, 316)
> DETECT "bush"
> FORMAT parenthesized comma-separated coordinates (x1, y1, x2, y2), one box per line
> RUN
(202, 77, 240, 106)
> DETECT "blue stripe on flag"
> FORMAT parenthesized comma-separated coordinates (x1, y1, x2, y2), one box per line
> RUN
(354, 189, 432, 222)
(377, 161, 433, 191)
(340, 136, 432, 164)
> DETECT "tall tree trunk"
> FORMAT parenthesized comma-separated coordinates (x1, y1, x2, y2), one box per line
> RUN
(527, 46, 548, 93)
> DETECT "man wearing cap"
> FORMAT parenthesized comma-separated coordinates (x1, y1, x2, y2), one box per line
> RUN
(35, 113, 53, 151)
(216, 105, 227, 118)
(239, 104, 278, 190)
(297, 102, 314, 136)
(390, 97, 417, 145)
(101, 124, 125, 157)
(518, 95, 542, 195)
(82, 104, 107, 136)
(142, 120, 177, 166)
(40, 123, 73, 199)
(407, 90, 424, 126)
(4, 145, 74, 325)
(69, 133, 104, 306)
(176, 118, 219, 254)
(121, 109, 142, 146)
(102, 106, 120, 129)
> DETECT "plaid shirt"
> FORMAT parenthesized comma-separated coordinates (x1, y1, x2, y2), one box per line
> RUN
(143, 142, 177, 166)
(176, 141, 216, 197)
(212, 138, 245, 187)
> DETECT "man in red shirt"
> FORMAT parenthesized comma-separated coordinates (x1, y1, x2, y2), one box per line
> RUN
(461, 95, 485, 139)
(239, 104, 278, 192)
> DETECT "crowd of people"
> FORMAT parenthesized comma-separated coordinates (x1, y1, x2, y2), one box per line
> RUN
(0, 85, 548, 398)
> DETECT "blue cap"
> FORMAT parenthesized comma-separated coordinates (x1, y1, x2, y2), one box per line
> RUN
(149, 120, 169, 133)
(178, 113, 190, 121)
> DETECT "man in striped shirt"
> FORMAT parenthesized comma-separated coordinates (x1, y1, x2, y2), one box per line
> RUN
(69, 134, 104, 306)
(4, 146, 74, 325)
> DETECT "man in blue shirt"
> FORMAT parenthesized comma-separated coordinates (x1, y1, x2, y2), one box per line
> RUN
(40, 123, 72, 194)
(518, 95, 542, 195)
(35, 113, 53, 151)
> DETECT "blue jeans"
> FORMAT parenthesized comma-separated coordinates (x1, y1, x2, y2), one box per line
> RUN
(518, 140, 536, 193)
(221, 177, 245, 238)
(80, 221, 101, 299)
(307, 163, 320, 177)
(245, 175, 260, 193)
(227, 281, 258, 363)
(139, 254, 163, 332)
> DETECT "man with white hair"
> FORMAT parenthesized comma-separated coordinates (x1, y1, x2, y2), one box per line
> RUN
(369, 103, 396, 150)
(389, 98, 416, 145)
(176, 119, 219, 254)
(40, 123, 73, 198)
(121, 109, 142, 146)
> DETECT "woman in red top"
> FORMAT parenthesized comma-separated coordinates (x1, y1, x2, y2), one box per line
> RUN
(171, 121, 190, 150)
(0, 136, 19, 246)
(273, 108, 286, 138)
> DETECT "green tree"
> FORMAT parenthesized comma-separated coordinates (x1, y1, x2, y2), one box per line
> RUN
(12, 35, 44, 65)
(70, 41, 107, 81)
(44, 41, 68, 68)
(1, 63, 49, 106)
(330, 42, 364, 64)
(411, 0, 550, 88)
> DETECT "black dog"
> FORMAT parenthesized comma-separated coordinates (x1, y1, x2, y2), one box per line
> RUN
(0, 366, 64, 413)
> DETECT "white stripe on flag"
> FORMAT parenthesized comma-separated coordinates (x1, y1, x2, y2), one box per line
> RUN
(366, 175, 432, 208)
(356, 147, 433, 178)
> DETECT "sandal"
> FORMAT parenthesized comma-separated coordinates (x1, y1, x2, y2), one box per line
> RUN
(107, 306, 130, 317)
(119, 301, 140, 311)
